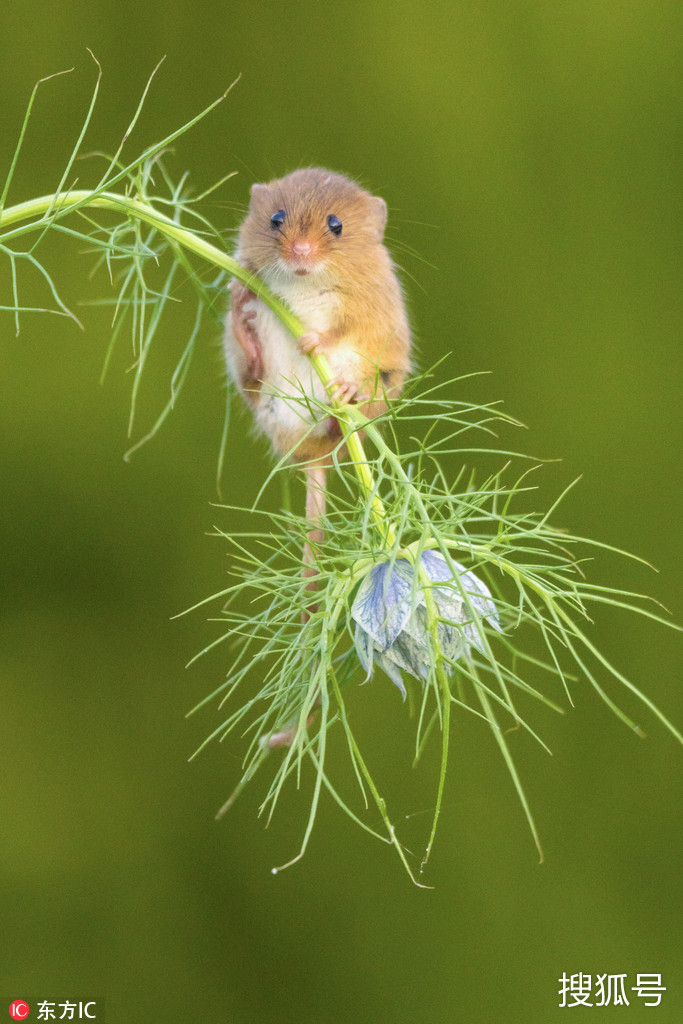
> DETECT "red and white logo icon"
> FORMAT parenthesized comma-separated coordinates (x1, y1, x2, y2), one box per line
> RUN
(9, 1003, 30, 1021)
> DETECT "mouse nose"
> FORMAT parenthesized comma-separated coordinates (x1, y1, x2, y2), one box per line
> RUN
(290, 240, 314, 259)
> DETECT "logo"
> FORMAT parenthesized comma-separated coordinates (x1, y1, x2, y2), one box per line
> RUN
(3, 999, 103, 1021)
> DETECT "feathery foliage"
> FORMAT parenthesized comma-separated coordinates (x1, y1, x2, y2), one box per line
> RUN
(2, 59, 679, 884)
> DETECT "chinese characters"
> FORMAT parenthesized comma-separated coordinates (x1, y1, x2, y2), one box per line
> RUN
(558, 973, 666, 1008)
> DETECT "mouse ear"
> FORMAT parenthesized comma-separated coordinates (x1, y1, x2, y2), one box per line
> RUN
(249, 183, 270, 205)
(370, 196, 388, 240)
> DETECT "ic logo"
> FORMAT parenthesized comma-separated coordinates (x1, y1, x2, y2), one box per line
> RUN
(9, 1003, 30, 1021)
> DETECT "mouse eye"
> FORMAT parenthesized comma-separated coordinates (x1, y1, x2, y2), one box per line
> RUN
(270, 209, 286, 230)
(327, 214, 343, 237)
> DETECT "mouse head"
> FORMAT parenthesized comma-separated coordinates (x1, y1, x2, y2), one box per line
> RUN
(238, 167, 388, 279)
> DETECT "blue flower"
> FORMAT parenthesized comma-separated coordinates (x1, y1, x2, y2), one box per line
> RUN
(351, 550, 499, 698)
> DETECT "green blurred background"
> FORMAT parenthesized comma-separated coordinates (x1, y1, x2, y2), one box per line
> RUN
(1, 1, 681, 1021)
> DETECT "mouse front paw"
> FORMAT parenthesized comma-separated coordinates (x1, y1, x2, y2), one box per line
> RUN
(327, 376, 371, 405)
(298, 331, 325, 357)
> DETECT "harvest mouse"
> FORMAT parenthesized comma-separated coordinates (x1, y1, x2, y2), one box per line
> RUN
(224, 166, 411, 460)
(224, 167, 412, 630)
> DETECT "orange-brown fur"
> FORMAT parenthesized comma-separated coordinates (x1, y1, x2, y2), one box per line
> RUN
(224, 168, 411, 463)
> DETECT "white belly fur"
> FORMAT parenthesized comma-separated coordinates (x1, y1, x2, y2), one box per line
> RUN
(225, 284, 362, 445)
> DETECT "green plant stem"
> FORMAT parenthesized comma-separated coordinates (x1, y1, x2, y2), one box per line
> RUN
(1, 189, 394, 544)
(418, 568, 452, 872)
(329, 662, 429, 888)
